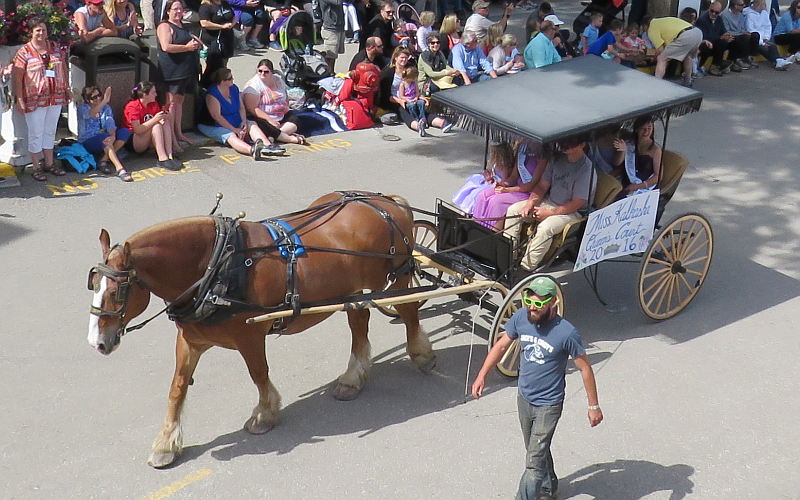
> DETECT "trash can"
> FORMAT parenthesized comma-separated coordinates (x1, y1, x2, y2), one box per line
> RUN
(68, 38, 143, 136)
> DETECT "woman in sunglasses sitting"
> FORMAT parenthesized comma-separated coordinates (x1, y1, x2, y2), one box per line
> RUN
(77, 85, 133, 181)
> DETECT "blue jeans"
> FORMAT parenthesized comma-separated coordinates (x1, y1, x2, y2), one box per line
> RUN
(516, 391, 563, 500)
(405, 100, 427, 123)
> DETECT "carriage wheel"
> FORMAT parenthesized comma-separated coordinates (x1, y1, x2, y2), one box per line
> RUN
(377, 220, 442, 318)
(637, 213, 713, 320)
(488, 274, 565, 378)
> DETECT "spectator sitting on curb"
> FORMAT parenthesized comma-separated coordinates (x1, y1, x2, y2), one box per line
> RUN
(122, 81, 182, 171)
(774, 0, 800, 58)
(74, 0, 119, 45)
(349, 36, 390, 70)
(77, 85, 134, 181)
(242, 59, 308, 145)
(744, 0, 792, 70)
(721, 0, 760, 69)
(695, 2, 735, 76)
(524, 20, 562, 68)
(451, 30, 498, 84)
(198, 68, 285, 159)
(417, 32, 461, 92)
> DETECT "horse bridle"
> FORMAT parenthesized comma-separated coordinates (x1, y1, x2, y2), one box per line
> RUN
(87, 247, 138, 321)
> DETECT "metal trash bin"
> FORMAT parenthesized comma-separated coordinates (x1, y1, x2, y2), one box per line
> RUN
(68, 38, 143, 135)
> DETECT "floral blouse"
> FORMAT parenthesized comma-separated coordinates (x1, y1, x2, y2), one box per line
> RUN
(13, 42, 70, 113)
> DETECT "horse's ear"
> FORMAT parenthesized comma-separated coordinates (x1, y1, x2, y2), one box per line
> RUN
(99, 229, 111, 257)
(122, 241, 132, 264)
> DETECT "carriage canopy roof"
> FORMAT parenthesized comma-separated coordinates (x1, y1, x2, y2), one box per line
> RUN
(431, 56, 703, 145)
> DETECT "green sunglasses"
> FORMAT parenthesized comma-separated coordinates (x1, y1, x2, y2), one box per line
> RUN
(522, 294, 554, 308)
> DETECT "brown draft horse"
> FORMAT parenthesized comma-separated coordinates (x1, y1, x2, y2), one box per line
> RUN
(86, 192, 435, 468)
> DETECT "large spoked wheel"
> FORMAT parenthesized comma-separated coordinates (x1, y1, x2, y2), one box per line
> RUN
(377, 220, 442, 318)
(637, 213, 713, 320)
(488, 274, 565, 377)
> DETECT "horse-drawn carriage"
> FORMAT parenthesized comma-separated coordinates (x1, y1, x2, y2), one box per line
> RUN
(87, 57, 712, 467)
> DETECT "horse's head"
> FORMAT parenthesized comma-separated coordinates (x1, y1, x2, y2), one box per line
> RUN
(87, 229, 151, 355)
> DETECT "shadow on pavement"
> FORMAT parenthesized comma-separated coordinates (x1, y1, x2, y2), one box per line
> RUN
(559, 459, 695, 499)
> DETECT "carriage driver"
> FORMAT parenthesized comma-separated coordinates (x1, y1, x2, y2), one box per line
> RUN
(504, 136, 597, 274)
(472, 276, 603, 500)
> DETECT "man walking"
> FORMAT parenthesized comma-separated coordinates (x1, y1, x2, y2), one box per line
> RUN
(472, 276, 603, 500)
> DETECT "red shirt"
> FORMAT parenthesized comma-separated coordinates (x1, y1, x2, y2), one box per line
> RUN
(122, 100, 162, 130)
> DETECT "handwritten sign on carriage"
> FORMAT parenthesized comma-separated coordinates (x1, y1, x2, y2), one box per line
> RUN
(574, 190, 660, 271)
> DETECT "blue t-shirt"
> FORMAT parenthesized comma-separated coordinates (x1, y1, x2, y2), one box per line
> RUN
(580, 24, 600, 50)
(505, 310, 586, 405)
(77, 102, 117, 142)
(588, 31, 617, 56)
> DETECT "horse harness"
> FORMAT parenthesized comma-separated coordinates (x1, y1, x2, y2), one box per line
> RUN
(89, 192, 416, 335)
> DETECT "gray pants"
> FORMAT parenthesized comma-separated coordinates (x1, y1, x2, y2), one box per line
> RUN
(516, 391, 563, 500)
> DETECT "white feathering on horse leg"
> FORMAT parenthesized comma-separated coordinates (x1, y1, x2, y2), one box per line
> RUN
(338, 343, 372, 389)
(147, 420, 183, 468)
(245, 381, 281, 434)
(407, 327, 436, 373)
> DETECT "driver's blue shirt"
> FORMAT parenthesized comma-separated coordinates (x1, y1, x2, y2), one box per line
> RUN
(505, 310, 586, 406)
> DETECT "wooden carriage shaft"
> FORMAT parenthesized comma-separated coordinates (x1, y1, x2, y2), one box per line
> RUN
(245, 280, 504, 324)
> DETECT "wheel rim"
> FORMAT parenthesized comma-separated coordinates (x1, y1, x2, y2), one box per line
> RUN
(376, 220, 441, 318)
(638, 213, 713, 320)
(489, 274, 565, 377)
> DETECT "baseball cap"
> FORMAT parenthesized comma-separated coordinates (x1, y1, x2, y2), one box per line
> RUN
(525, 277, 558, 297)
(473, 0, 491, 10)
(543, 14, 565, 26)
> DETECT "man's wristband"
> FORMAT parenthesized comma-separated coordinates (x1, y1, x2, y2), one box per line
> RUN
(588, 405, 601, 411)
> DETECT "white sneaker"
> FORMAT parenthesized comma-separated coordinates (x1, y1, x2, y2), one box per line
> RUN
(775, 58, 790, 70)
(794, 52, 800, 64)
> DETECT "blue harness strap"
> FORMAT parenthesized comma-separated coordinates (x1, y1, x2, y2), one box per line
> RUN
(261, 219, 305, 259)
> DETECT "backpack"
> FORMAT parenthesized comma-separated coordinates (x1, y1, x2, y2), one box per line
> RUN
(55, 143, 97, 173)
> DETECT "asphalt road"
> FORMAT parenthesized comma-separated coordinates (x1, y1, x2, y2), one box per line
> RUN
(1, 8, 799, 500)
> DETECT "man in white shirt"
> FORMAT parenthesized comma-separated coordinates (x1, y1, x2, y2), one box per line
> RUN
(464, 0, 513, 41)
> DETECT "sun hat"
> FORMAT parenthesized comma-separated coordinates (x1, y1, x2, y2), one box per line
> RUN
(543, 14, 565, 26)
(525, 277, 558, 297)
(473, 0, 491, 10)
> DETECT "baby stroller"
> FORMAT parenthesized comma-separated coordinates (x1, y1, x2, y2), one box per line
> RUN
(396, 3, 420, 52)
(279, 11, 330, 100)
(572, 0, 628, 38)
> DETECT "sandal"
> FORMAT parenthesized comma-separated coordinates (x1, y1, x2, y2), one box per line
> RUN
(293, 134, 307, 145)
(117, 169, 133, 182)
(44, 162, 66, 176)
(31, 165, 47, 182)
(98, 161, 115, 175)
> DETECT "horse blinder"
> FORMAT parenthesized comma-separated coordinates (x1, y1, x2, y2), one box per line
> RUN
(87, 264, 137, 319)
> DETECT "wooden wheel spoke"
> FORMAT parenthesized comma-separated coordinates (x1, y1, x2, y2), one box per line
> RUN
(646, 257, 673, 267)
(664, 275, 676, 315)
(655, 239, 675, 261)
(679, 237, 708, 263)
(643, 269, 672, 297)
(642, 266, 671, 280)
(682, 255, 710, 267)
(684, 268, 705, 277)
(645, 271, 672, 308)
(677, 272, 696, 295)
(675, 220, 697, 259)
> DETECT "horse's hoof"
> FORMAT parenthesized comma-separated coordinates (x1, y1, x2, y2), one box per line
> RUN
(414, 355, 437, 374)
(147, 451, 178, 469)
(244, 416, 274, 435)
(332, 382, 362, 401)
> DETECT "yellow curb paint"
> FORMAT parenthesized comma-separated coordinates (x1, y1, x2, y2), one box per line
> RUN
(142, 468, 213, 500)
(220, 154, 241, 164)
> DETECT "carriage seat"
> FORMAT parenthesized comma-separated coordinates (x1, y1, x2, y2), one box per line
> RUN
(658, 150, 688, 198)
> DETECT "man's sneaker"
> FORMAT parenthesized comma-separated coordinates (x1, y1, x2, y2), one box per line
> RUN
(238, 39, 250, 51)
(775, 58, 790, 70)
(441, 121, 454, 133)
(247, 38, 265, 49)
(708, 65, 723, 76)
(681, 75, 693, 87)
(736, 58, 751, 69)
(252, 139, 265, 160)
(720, 59, 733, 73)
(745, 57, 758, 68)
(260, 144, 286, 156)
(730, 62, 743, 72)
(418, 119, 427, 137)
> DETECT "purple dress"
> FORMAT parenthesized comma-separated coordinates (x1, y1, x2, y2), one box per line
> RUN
(472, 146, 539, 228)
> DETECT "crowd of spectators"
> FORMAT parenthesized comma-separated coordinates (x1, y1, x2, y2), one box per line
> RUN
(8, 0, 800, 183)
